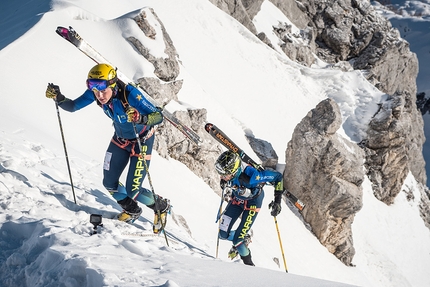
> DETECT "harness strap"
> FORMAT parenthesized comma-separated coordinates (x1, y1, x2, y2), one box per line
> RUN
(230, 197, 261, 211)
(244, 202, 260, 211)
(111, 134, 153, 160)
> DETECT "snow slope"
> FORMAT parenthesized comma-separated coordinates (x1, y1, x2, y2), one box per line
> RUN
(0, 0, 429, 286)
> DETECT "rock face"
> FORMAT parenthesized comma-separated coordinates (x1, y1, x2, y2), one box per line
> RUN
(128, 8, 224, 195)
(245, 135, 278, 170)
(365, 91, 424, 204)
(285, 98, 364, 265)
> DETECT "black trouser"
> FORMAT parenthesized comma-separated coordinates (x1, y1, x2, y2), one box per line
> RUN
(102, 134, 156, 206)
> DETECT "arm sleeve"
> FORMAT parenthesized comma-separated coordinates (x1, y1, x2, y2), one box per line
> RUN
(127, 85, 163, 125)
(58, 90, 95, 112)
(244, 166, 283, 187)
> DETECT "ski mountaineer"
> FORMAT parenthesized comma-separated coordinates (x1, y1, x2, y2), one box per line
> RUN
(215, 151, 285, 266)
(45, 63, 170, 234)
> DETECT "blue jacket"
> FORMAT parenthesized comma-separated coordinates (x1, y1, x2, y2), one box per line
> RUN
(229, 165, 283, 201)
(59, 82, 163, 139)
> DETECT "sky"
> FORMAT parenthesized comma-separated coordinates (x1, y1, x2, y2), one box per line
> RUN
(0, 0, 429, 286)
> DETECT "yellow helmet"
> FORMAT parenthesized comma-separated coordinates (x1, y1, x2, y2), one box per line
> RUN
(86, 64, 117, 90)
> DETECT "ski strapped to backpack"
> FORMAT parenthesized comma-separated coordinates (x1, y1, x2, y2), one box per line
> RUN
(205, 123, 305, 211)
(55, 26, 202, 146)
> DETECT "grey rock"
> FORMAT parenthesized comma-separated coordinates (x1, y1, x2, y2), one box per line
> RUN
(285, 98, 364, 265)
(245, 135, 278, 169)
(128, 9, 180, 82)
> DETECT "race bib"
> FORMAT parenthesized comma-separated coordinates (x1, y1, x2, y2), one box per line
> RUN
(219, 214, 232, 232)
(103, 152, 112, 170)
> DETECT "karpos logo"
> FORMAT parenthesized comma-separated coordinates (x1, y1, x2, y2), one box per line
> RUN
(239, 205, 257, 239)
(132, 146, 147, 191)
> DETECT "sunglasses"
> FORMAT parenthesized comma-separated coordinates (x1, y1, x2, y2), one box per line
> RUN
(86, 79, 109, 91)
(86, 78, 117, 91)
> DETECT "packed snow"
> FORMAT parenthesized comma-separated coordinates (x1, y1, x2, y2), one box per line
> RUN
(0, 0, 429, 286)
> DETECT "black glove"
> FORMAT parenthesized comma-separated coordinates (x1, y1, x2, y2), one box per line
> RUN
(269, 189, 284, 217)
(46, 83, 65, 102)
(269, 200, 281, 217)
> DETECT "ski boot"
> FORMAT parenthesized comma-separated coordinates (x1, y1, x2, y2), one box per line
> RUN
(151, 196, 171, 234)
(227, 233, 252, 260)
(117, 197, 142, 223)
(228, 246, 239, 260)
(240, 250, 255, 266)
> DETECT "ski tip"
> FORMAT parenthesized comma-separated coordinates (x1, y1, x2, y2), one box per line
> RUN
(55, 26, 68, 37)
(204, 123, 214, 132)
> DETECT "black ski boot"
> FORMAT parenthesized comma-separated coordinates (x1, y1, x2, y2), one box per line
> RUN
(117, 197, 142, 223)
(240, 250, 255, 266)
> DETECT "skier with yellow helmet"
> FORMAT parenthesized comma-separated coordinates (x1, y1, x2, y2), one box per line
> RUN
(46, 63, 170, 233)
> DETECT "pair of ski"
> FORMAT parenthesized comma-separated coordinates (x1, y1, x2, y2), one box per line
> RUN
(205, 123, 305, 211)
(56, 26, 304, 211)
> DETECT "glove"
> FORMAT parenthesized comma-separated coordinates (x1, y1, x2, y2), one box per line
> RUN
(220, 179, 231, 202)
(146, 111, 163, 126)
(269, 189, 284, 217)
(269, 200, 281, 217)
(220, 179, 227, 190)
(46, 83, 65, 102)
(126, 107, 147, 123)
(223, 188, 232, 202)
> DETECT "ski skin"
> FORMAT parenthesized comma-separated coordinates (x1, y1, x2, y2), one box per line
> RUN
(205, 123, 305, 211)
(55, 26, 201, 146)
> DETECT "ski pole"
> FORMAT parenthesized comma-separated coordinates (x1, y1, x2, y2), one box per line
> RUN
(131, 122, 169, 246)
(274, 216, 288, 272)
(54, 100, 77, 204)
(216, 210, 222, 258)
(215, 188, 225, 258)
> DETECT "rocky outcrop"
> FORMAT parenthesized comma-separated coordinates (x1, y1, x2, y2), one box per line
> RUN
(285, 98, 365, 265)
(129, 8, 180, 82)
(153, 108, 223, 193)
(282, 0, 426, 201)
(245, 135, 278, 170)
(208, 0, 261, 34)
(364, 91, 425, 204)
(128, 8, 224, 194)
(209, 0, 316, 66)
